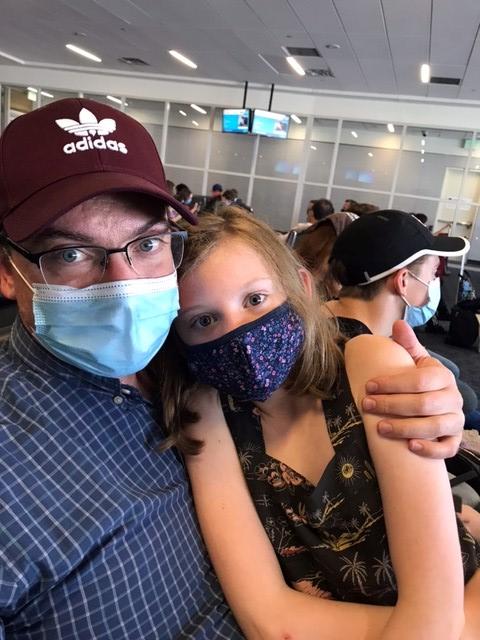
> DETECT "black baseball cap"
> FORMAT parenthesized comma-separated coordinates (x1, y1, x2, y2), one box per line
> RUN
(330, 209, 470, 286)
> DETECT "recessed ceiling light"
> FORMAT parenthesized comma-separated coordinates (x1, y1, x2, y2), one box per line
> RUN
(66, 43, 102, 63)
(290, 114, 302, 124)
(179, 110, 187, 116)
(387, 123, 395, 133)
(421, 139, 426, 146)
(351, 130, 358, 138)
(325, 43, 341, 49)
(368, 152, 373, 157)
(421, 149, 425, 154)
(421, 158, 425, 163)
(420, 63, 431, 83)
(286, 56, 306, 76)
(192, 120, 199, 127)
(190, 103, 207, 114)
(169, 50, 197, 69)
(107, 95, 122, 105)
(0, 49, 25, 64)
(310, 145, 317, 151)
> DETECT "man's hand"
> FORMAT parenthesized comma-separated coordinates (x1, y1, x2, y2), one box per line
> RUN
(362, 320, 464, 459)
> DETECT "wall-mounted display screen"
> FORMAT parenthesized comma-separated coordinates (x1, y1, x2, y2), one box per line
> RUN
(251, 109, 290, 139)
(222, 108, 251, 134)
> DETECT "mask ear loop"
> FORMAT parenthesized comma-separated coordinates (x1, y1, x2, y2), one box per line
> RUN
(7, 256, 34, 293)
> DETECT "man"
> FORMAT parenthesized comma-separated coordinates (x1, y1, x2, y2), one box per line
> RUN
(307, 198, 334, 223)
(0, 100, 465, 639)
(203, 183, 223, 213)
(221, 188, 253, 213)
(341, 197, 357, 213)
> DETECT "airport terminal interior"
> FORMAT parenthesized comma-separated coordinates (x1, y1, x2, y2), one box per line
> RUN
(0, 0, 480, 640)
(1, 0, 480, 387)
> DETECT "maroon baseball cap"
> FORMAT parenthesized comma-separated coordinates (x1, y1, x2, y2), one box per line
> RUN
(0, 97, 196, 241)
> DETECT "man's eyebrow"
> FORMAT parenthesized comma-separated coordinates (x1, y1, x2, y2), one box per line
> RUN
(24, 219, 169, 250)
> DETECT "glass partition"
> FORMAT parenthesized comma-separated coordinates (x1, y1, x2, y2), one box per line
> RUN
(305, 118, 337, 184)
(334, 121, 401, 193)
(251, 179, 296, 230)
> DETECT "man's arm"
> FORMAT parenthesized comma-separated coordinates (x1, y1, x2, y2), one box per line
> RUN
(362, 320, 463, 459)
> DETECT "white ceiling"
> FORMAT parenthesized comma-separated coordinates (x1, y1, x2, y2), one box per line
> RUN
(2, 0, 480, 100)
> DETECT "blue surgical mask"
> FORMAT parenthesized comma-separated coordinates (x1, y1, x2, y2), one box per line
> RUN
(180, 302, 305, 402)
(29, 274, 179, 378)
(402, 273, 441, 328)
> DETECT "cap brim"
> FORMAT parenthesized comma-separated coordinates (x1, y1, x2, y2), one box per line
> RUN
(431, 234, 469, 256)
(356, 235, 471, 285)
(4, 171, 197, 241)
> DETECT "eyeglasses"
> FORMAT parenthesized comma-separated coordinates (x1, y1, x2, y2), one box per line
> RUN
(1, 230, 187, 289)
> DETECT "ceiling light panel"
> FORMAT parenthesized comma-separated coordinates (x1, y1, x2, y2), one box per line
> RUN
(169, 50, 197, 69)
(286, 56, 305, 76)
(66, 43, 102, 63)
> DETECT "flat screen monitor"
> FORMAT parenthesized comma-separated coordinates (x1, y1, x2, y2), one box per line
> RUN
(251, 109, 289, 139)
(222, 108, 251, 134)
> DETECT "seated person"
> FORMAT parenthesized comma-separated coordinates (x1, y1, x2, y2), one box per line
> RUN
(203, 182, 224, 212)
(156, 208, 479, 639)
(326, 209, 480, 532)
(294, 211, 358, 299)
(221, 188, 253, 213)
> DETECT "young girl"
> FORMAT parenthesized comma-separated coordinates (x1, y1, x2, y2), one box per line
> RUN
(157, 208, 480, 639)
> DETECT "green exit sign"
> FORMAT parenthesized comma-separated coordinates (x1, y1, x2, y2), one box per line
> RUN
(462, 138, 480, 149)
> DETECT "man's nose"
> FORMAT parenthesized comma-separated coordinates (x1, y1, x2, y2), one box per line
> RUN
(101, 251, 137, 282)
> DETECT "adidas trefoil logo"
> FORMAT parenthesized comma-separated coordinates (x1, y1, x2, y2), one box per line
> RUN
(55, 107, 128, 155)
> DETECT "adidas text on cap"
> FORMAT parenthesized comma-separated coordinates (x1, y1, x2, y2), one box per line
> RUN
(330, 209, 470, 286)
(0, 98, 196, 241)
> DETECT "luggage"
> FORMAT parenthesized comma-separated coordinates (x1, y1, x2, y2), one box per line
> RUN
(446, 251, 480, 348)
(446, 299, 480, 348)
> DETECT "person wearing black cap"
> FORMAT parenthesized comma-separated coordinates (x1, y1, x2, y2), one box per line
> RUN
(327, 209, 469, 337)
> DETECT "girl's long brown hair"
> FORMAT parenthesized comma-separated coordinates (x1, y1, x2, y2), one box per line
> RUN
(152, 207, 342, 455)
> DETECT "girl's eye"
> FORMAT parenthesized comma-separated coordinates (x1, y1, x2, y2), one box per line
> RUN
(248, 293, 266, 306)
(194, 314, 215, 328)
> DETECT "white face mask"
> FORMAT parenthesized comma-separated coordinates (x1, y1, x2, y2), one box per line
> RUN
(401, 272, 441, 327)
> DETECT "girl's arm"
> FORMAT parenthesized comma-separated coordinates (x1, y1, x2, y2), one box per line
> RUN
(345, 335, 465, 640)
(186, 388, 393, 640)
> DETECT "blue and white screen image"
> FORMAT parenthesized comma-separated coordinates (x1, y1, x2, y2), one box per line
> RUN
(251, 110, 290, 139)
(222, 109, 250, 134)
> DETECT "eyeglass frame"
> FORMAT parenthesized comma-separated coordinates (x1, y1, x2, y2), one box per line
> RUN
(0, 229, 188, 285)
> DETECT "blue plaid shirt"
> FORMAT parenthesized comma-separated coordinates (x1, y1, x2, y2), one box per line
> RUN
(0, 318, 242, 639)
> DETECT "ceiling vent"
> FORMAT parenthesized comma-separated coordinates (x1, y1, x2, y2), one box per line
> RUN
(118, 56, 149, 66)
(430, 76, 461, 85)
(285, 46, 321, 57)
(306, 68, 335, 78)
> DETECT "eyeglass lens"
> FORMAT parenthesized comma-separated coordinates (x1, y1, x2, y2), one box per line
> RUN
(38, 233, 184, 288)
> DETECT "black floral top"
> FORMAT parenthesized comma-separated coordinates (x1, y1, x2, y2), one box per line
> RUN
(223, 322, 479, 605)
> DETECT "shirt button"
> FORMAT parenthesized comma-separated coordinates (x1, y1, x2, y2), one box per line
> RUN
(113, 395, 124, 405)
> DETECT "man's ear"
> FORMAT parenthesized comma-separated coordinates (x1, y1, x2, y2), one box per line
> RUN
(0, 255, 18, 300)
(298, 267, 314, 299)
(390, 268, 409, 297)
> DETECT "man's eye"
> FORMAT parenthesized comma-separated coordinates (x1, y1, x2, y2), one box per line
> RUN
(53, 248, 87, 264)
(138, 237, 163, 253)
(248, 293, 266, 306)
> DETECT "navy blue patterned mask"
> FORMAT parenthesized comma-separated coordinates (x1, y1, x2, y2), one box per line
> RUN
(181, 302, 305, 402)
